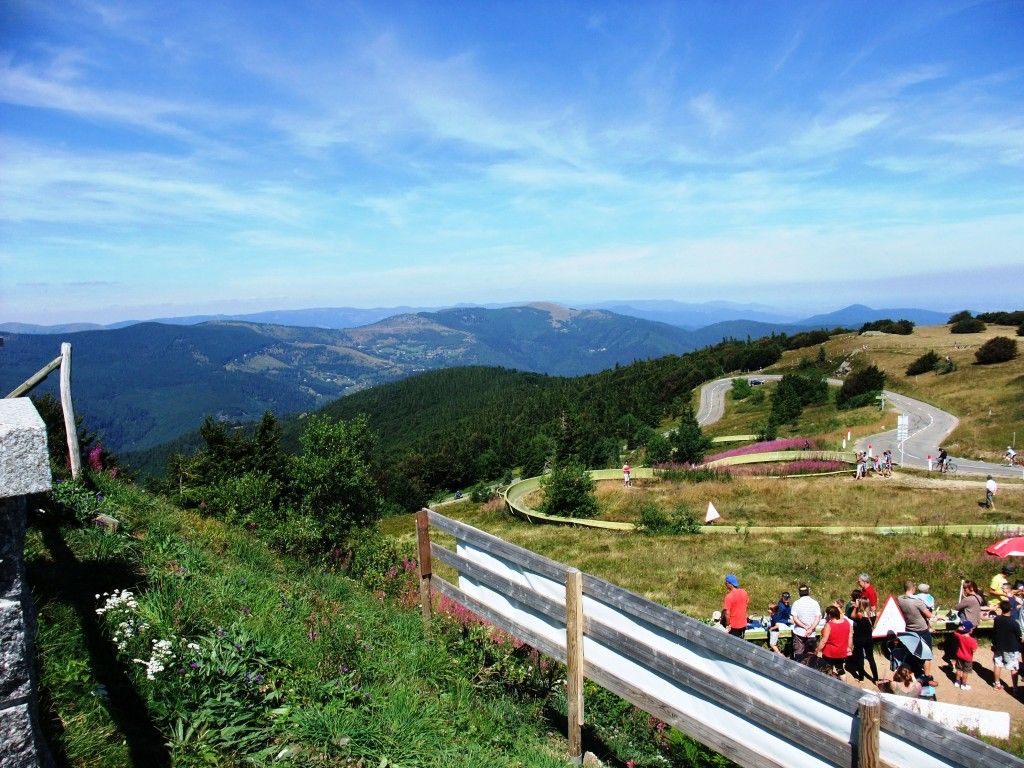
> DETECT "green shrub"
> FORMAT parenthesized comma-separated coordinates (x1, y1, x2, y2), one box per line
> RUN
(975, 336, 1018, 365)
(670, 405, 712, 465)
(731, 378, 753, 400)
(638, 503, 701, 535)
(1018, 322, 1024, 337)
(49, 479, 106, 526)
(538, 462, 598, 519)
(860, 319, 914, 335)
(469, 481, 495, 503)
(836, 365, 885, 410)
(951, 317, 986, 333)
(906, 350, 940, 376)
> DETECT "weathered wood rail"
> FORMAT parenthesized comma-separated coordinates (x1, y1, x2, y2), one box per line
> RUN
(418, 508, 1023, 768)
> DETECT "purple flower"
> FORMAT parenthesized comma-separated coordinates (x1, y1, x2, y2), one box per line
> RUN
(215, 627, 226, 637)
(189, 661, 200, 670)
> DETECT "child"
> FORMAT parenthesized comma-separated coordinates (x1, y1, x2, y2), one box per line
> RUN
(954, 621, 977, 690)
(920, 675, 938, 701)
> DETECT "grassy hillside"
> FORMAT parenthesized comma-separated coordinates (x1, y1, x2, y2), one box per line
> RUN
(772, 324, 1024, 460)
(28, 476, 574, 767)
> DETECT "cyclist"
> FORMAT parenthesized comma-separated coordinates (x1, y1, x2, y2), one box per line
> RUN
(937, 447, 949, 473)
(1006, 446, 1018, 466)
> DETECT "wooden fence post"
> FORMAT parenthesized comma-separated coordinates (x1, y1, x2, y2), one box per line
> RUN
(857, 694, 880, 768)
(416, 509, 433, 633)
(565, 568, 584, 764)
(60, 343, 82, 480)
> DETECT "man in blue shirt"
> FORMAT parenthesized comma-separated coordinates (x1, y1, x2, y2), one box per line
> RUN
(768, 592, 792, 655)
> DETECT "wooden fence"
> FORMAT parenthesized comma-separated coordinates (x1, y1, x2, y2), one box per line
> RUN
(4, 342, 81, 478)
(417, 508, 1022, 768)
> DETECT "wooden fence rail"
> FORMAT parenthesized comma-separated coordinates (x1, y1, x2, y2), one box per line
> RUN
(4, 342, 80, 478)
(418, 508, 1023, 768)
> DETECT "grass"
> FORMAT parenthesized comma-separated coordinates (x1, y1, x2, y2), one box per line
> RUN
(513, 474, 1023, 528)
(384, 487, 1019, 623)
(769, 325, 1024, 460)
(28, 476, 573, 768)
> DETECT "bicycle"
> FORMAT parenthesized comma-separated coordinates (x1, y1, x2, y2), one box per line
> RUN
(943, 460, 958, 475)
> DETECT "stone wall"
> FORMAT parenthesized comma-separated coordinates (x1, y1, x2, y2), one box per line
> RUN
(0, 399, 54, 768)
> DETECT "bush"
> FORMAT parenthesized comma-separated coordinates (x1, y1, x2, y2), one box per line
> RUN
(670, 405, 712, 465)
(731, 378, 753, 400)
(1017, 322, 1024, 337)
(951, 317, 986, 334)
(860, 319, 914, 335)
(836, 365, 885, 410)
(637, 503, 701, 535)
(948, 310, 974, 323)
(539, 462, 599, 519)
(975, 336, 1019, 365)
(469, 481, 495, 503)
(906, 350, 940, 376)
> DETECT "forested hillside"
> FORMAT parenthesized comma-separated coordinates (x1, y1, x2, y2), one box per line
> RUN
(145, 329, 838, 511)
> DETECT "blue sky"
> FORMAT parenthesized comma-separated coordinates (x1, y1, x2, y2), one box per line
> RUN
(2, 1, 1022, 324)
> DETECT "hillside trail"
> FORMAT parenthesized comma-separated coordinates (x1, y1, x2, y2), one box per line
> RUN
(696, 375, 1021, 479)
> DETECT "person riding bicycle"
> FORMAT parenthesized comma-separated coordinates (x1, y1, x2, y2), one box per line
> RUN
(937, 447, 949, 473)
(1006, 446, 1018, 466)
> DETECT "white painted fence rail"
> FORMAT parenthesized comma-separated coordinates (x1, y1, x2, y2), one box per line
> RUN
(417, 509, 1022, 768)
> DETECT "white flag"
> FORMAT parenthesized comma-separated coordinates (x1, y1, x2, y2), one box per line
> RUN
(705, 501, 721, 524)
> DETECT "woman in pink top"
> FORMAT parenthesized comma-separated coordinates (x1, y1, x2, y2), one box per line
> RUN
(816, 605, 852, 677)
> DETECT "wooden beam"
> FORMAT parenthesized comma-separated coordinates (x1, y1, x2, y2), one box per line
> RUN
(60, 343, 81, 480)
(584, 615, 851, 767)
(5, 354, 62, 399)
(416, 509, 433, 633)
(427, 509, 569, 581)
(858, 694, 880, 768)
(565, 569, 584, 765)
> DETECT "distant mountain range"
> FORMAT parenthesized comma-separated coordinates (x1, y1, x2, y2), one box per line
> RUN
(1, 301, 952, 335)
(0, 301, 953, 456)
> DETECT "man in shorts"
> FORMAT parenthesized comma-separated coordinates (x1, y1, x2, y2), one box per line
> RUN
(992, 600, 1023, 691)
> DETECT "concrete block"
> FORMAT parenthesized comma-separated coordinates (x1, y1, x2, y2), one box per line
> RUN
(0, 599, 30, 702)
(0, 498, 26, 599)
(0, 702, 42, 768)
(0, 400, 51, 499)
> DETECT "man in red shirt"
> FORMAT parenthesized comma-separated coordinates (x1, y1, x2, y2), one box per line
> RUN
(858, 573, 878, 613)
(723, 574, 749, 638)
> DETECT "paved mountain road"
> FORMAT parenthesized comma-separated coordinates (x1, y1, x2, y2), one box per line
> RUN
(695, 375, 1021, 479)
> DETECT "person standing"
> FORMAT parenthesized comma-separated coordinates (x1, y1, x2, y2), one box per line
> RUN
(986, 475, 998, 510)
(897, 579, 933, 676)
(857, 573, 878, 615)
(722, 575, 749, 638)
(989, 564, 1015, 608)
(953, 621, 978, 691)
(790, 584, 822, 663)
(849, 599, 879, 682)
(937, 447, 949, 472)
(768, 592, 792, 655)
(622, 462, 632, 486)
(992, 600, 1023, 692)
(955, 581, 984, 627)
(816, 605, 852, 677)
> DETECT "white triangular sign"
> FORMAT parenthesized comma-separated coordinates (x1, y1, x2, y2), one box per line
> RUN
(705, 501, 721, 524)
(872, 594, 907, 639)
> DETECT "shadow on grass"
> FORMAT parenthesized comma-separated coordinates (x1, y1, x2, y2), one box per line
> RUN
(30, 522, 170, 767)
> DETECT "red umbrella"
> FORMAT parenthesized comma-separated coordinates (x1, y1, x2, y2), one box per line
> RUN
(987, 537, 1024, 558)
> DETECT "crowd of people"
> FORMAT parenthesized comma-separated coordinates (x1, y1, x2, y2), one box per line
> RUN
(718, 565, 1024, 701)
(854, 448, 892, 479)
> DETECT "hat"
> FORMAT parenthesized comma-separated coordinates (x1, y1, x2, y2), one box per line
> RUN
(798, 584, 810, 596)
(781, 591, 791, 600)
(725, 574, 739, 588)
(917, 583, 930, 593)
(959, 621, 974, 633)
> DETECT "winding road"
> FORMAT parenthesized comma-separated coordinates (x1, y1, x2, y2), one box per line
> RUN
(696, 375, 1022, 479)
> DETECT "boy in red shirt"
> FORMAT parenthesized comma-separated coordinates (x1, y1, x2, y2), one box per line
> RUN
(722, 574, 749, 638)
(954, 621, 978, 690)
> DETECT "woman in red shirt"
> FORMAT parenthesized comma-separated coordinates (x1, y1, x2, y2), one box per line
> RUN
(817, 605, 852, 677)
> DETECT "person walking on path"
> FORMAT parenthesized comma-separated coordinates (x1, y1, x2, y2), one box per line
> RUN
(987, 474, 998, 509)
(953, 621, 978, 690)
(897, 579, 934, 677)
(722, 575, 749, 638)
(790, 584, 822, 664)
(992, 600, 1023, 692)
(622, 463, 631, 486)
